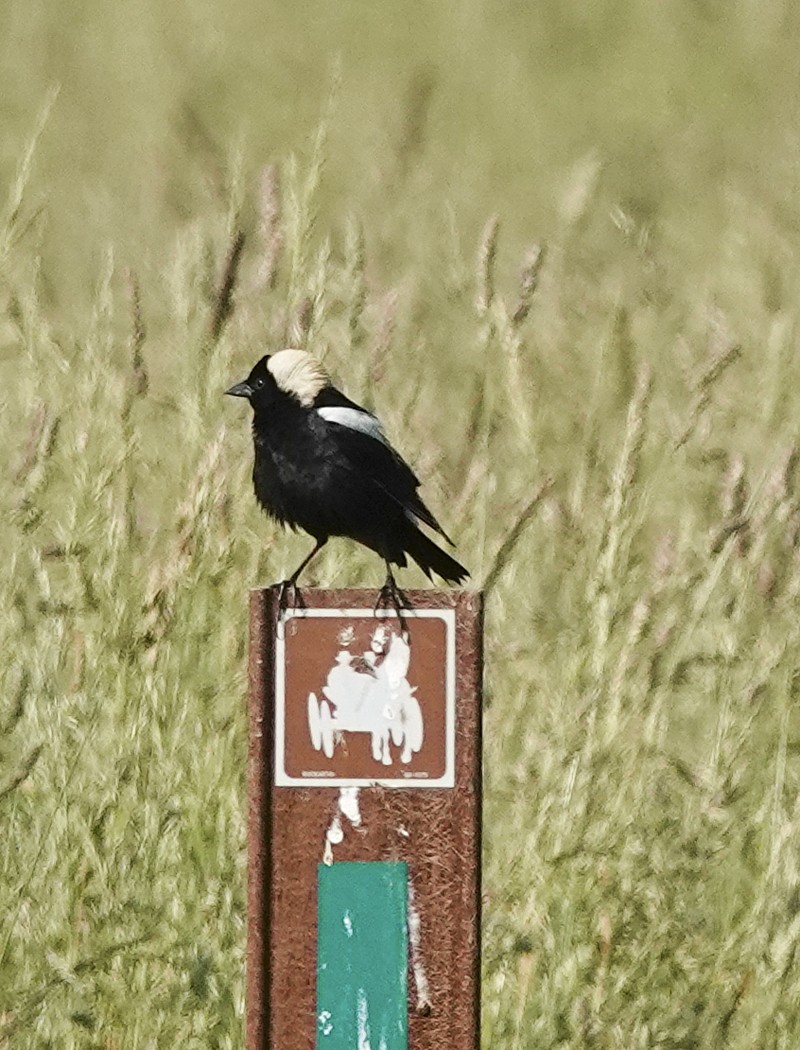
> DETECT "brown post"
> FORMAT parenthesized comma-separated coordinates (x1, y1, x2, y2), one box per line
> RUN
(247, 587, 483, 1050)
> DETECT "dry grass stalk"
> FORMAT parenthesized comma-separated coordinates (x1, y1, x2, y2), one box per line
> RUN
(606, 595, 652, 733)
(252, 164, 283, 291)
(124, 268, 148, 397)
(456, 370, 492, 485)
(142, 433, 228, 647)
(453, 456, 487, 519)
(753, 445, 798, 537)
(652, 532, 675, 593)
(284, 75, 338, 311)
(720, 454, 747, 521)
(476, 214, 499, 315)
(13, 404, 49, 483)
(0, 744, 43, 803)
(288, 296, 313, 347)
(344, 216, 367, 349)
(589, 365, 651, 680)
(757, 562, 778, 604)
(0, 86, 59, 263)
(709, 515, 749, 557)
(395, 67, 436, 181)
(676, 311, 742, 449)
(482, 477, 553, 596)
(558, 151, 602, 227)
(209, 229, 246, 341)
(12, 406, 60, 533)
(603, 365, 652, 556)
(511, 242, 547, 327)
(592, 910, 613, 1012)
(304, 236, 332, 348)
(714, 454, 750, 557)
(368, 289, 398, 386)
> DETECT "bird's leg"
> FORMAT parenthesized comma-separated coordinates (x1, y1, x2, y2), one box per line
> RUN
(276, 577, 299, 612)
(375, 563, 409, 638)
(289, 537, 327, 585)
(278, 539, 327, 610)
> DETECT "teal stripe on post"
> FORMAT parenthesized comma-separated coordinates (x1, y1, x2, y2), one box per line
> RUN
(317, 861, 409, 1050)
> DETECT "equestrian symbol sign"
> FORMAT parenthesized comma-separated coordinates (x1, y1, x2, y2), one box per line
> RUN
(275, 608, 456, 787)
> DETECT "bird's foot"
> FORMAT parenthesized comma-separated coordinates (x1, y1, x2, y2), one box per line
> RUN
(277, 577, 303, 613)
(375, 573, 409, 638)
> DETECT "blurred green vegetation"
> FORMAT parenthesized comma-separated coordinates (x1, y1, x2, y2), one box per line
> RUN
(4, 0, 800, 1046)
(5, 0, 800, 302)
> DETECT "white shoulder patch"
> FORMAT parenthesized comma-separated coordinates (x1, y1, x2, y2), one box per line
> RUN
(268, 349, 329, 406)
(317, 406, 390, 446)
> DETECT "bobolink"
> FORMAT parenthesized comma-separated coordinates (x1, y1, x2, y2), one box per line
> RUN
(226, 349, 468, 602)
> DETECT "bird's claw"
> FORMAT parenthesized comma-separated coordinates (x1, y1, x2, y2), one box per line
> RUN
(375, 575, 409, 639)
(277, 578, 302, 613)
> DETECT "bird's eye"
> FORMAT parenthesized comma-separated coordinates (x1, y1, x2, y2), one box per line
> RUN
(253, 377, 265, 390)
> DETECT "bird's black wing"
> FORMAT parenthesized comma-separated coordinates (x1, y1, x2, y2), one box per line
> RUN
(314, 385, 377, 415)
(313, 400, 453, 544)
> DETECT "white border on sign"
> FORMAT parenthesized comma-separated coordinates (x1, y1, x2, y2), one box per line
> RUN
(275, 608, 456, 788)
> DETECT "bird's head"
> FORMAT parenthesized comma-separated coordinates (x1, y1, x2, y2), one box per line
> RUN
(225, 349, 330, 410)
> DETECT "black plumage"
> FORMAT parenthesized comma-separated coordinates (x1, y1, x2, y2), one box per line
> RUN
(226, 349, 468, 592)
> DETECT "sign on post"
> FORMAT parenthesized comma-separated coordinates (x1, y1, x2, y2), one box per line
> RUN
(247, 587, 483, 1050)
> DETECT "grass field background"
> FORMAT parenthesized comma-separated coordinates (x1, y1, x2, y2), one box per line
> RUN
(4, 0, 800, 1045)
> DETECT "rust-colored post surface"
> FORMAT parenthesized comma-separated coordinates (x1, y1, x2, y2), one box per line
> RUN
(247, 587, 483, 1050)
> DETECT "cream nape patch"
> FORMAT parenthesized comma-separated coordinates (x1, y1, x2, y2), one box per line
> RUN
(267, 348, 329, 406)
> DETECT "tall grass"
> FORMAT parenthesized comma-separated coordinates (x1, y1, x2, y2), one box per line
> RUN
(4, 0, 800, 1046)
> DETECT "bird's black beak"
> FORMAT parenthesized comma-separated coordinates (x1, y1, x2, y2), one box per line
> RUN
(225, 381, 253, 398)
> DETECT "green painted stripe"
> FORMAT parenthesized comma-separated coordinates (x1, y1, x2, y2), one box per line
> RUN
(317, 861, 408, 1049)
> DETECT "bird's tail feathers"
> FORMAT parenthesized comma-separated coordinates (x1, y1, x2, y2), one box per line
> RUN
(403, 526, 469, 584)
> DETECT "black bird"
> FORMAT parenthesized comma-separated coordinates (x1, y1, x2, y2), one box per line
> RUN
(226, 349, 468, 602)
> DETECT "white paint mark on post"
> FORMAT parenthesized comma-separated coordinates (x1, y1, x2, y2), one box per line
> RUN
(407, 877, 432, 1013)
(322, 813, 342, 866)
(322, 787, 362, 865)
(357, 988, 371, 1050)
(339, 786, 361, 826)
(343, 910, 353, 938)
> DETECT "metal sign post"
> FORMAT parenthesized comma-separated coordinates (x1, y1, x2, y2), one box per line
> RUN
(247, 587, 483, 1050)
